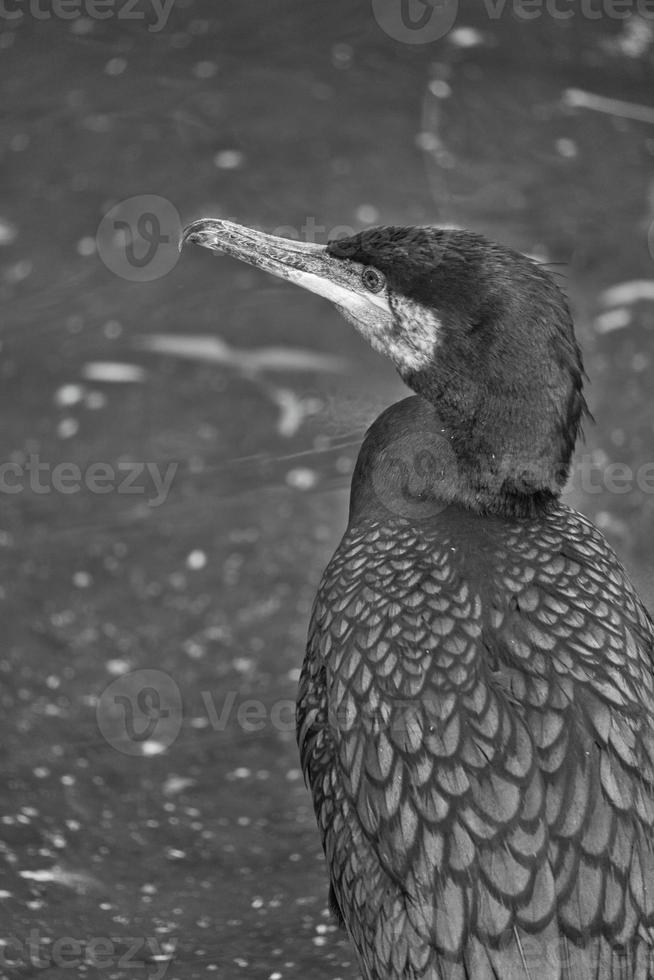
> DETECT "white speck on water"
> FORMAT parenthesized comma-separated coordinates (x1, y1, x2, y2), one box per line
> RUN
(602, 15, 654, 58)
(232, 767, 251, 780)
(214, 150, 244, 170)
(312, 936, 327, 946)
(33, 767, 49, 778)
(287, 667, 301, 682)
(73, 571, 93, 589)
(166, 848, 187, 860)
(105, 56, 127, 76)
(141, 740, 167, 757)
(449, 26, 483, 48)
(355, 204, 379, 224)
(285, 467, 318, 491)
(103, 319, 122, 339)
(251, 896, 264, 909)
(285, 769, 302, 782)
(0, 890, 11, 899)
(46, 675, 60, 689)
(187, 549, 208, 570)
(563, 88, 654, 125)
(184, 639, 206, 659)
(234, 959, 249, 968)
(106, 658, 131, 675)
(70, 16, 93, 35)
(77, 236, 96, 257)
(81, 361, 146, 383)
(57, 417, 79, 439)
(428, 79, 452, 99)
(270, 387, 305, 437)
(0, 217, 18, 245)
(415, 131, 441, 152)
(163, 775, 195, 796)
(555, 138, 578, 158)
(54, 384, 85, 408)
(232, 657, 253, 673)
(600, 280, 654, 307)
(20, 866, 100, 891)
(594, 308, 632, 334)
(20, 868, 55, 882)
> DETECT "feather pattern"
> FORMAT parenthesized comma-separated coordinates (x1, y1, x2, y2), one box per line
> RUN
(297, 502, 654, 980)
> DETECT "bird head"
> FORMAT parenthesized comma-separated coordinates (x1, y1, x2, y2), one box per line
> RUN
(182, 219, 587, 516)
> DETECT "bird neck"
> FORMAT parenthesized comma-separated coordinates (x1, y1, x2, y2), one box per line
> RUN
(348, 395, 560, 525)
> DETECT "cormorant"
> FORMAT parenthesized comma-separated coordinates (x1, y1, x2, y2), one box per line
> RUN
(182, 219, 654, 980)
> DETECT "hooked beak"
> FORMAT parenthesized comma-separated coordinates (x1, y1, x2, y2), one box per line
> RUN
(180, 218, 393, 330)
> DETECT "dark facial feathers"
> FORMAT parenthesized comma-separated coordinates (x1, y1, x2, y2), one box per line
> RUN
(328, 227, 589, 516)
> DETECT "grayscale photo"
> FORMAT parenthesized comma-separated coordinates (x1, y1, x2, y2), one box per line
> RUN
(2, 2, 654, 978)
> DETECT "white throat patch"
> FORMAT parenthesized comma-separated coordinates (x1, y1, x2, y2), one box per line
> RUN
(386, 294, 441, 373)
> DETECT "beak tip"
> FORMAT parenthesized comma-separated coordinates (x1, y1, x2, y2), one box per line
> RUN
(179, 220, 207, 252)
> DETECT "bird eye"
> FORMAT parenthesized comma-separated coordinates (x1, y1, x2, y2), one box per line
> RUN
(362, 268, 386, 294)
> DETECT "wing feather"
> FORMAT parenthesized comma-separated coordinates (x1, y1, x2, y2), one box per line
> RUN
(297, 503, 654, 979)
